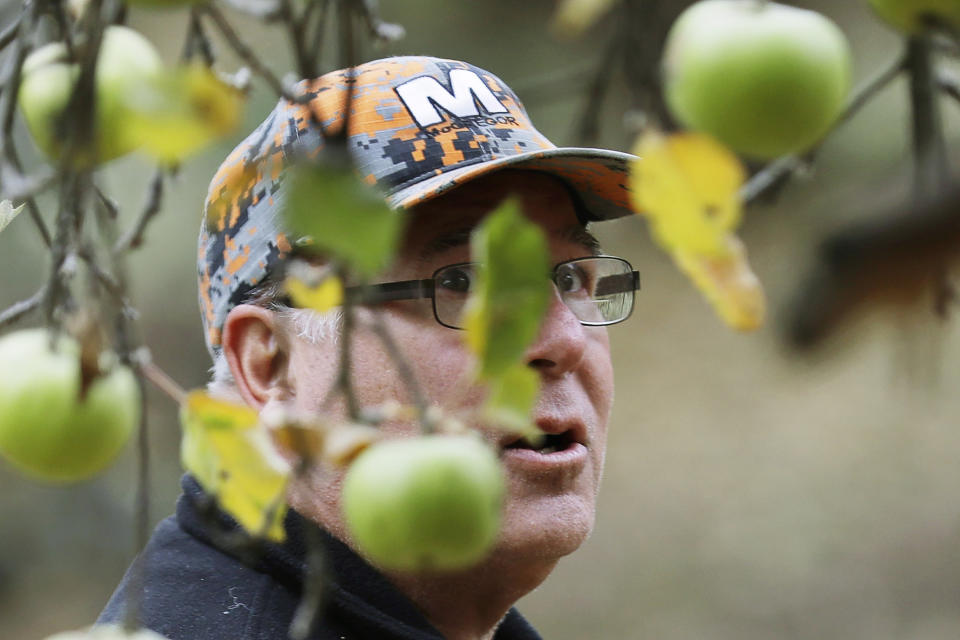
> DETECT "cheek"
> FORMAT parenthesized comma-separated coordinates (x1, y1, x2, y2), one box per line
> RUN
(338, 310, 479, 417)
(586, 328, 615, 415)
(384, 314, 477, 407)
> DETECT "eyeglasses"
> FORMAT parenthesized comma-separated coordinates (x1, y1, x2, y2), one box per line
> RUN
(343, 256, 640, 330)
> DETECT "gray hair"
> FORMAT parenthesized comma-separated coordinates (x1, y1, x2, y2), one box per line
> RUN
(206, 277, 342, 399)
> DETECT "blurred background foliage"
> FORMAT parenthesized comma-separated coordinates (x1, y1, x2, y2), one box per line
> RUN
(1, 0, 959, 638)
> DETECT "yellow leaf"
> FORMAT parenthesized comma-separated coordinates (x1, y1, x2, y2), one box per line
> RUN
(673, 235, 765, 331)
(261, 407, 379, 467)
(124, 64, 244, 164)
(551, 0, 616, 39)
(323, 423, 381, 466)
(180, 391, 290, 541)
(629, 130, 746, 255)
(283, 273, 344, 313)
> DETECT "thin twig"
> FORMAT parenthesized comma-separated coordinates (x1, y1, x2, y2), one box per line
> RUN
(308, 0, 332, 63)
(575, 35, 621, 145)
(334, 300, 361, 420)
(289, 523, 327, 640)
(57, 0, 106, 165)
(76, 249, 138, 318)
(184, 9, 216, 66)
(368, 311, 431, 432)
(139, 357, 187, 404)
(3, 153, 53, 248)
(0, 14, 21, 53)
(743, 51, 907, 203)
(114, 169, 165, 253)
(199, 4, 301, 102)
(0, 1, 35, 141)
(620, 0, 673, 127)
(122, 369, 151, 633)
(937, 68, 960, 106)
(356, 0, 404, 43)
(50, 0, 75, 58)
(0, 163, 56, 202)
(1, 4, 51, 252)
(0, 287, 46, 328)
(43, 174, 82, 328)
(907, 35, 950, 198)
(280, 0, 317, 79)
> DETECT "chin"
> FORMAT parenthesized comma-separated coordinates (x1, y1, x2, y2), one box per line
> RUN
(495, 492, 597, 561)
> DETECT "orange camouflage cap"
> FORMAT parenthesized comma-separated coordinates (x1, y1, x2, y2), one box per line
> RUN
(199, 56, 637, 357)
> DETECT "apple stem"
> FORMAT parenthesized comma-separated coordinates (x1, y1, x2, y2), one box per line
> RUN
(139, 358, 187, 405)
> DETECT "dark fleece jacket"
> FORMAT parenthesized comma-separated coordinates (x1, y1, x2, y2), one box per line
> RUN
(98, 475, 542, 640)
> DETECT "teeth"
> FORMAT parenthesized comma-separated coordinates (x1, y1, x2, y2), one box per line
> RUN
(538, 445, 558, 454)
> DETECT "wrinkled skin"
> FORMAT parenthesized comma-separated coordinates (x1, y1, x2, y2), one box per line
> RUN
(224, 171, 616, 640)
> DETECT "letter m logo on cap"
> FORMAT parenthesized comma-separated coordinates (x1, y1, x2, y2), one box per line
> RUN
(395, 69, 509, 128)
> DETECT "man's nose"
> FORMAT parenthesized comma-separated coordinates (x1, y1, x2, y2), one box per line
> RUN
(524, 286, 587, 376)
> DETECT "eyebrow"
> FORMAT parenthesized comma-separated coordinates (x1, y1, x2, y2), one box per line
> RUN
(420, 224, 602, 261)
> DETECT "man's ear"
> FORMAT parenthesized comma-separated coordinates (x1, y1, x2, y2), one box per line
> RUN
(221, 304, 290, 409)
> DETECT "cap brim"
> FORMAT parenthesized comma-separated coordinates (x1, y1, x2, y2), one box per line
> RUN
(387, 147, 637, 222)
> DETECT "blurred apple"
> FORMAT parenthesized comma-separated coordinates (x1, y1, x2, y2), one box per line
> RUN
(18, 25, 163, 165)
(0, 329, 140, 484)
(663, 0, 852, 159)
(342, 434, 504, 572)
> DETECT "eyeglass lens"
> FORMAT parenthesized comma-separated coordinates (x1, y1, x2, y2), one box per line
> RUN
(433, 257, 636, 329)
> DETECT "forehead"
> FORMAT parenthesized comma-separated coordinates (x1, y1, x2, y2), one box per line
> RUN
(398, 171, 598, 267)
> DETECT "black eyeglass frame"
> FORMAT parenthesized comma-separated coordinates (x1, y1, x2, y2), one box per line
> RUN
(339, 256, 641, 330)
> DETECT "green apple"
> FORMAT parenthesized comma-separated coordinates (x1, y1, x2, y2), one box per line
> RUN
(663, 0, 852, 159)
(18, 25, 163, 165)
(342, 434, 504, 572)
(0, 328, 140, 484)
(867, 0, 960, 34)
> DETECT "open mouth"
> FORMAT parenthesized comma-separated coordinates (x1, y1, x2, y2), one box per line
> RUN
(503, 431, 576, 455)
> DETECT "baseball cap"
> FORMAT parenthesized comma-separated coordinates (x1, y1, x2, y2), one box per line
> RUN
(199, 56, 637, 357)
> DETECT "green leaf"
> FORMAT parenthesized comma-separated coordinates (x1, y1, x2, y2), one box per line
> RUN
(179, 390, 290, 541)
(463, 197, 551, 379)
(0, 200, 25, 235)
(284, 158, 403, 277)
(483, 363, 543, 442)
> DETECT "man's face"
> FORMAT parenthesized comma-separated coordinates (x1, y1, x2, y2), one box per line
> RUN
(281, 171, 615, 563)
